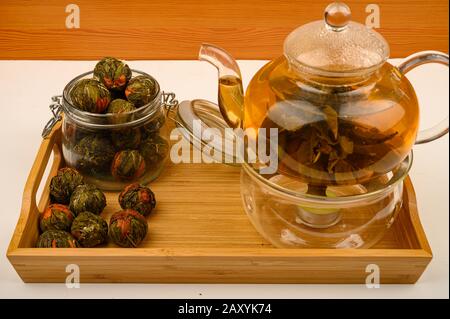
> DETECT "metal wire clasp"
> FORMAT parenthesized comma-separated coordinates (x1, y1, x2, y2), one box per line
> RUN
(162, 91, 179, 113)
(42, 95, 63, 138)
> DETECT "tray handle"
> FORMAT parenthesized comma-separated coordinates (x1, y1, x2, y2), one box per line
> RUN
(9, 121, 62, 249)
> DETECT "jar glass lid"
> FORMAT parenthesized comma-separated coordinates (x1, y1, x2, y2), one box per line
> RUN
(174, 99, 240, 165)
(284, 2, 390, 77)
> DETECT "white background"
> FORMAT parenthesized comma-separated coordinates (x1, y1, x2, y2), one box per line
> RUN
(0, 59, 448, 298)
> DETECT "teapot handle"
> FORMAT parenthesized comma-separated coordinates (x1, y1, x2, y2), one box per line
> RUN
(397, 51, 449, 144)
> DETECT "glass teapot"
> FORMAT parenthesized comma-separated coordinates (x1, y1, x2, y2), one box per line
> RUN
(198, 2, 448, 189)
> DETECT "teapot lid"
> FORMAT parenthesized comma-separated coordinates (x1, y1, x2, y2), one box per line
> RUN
(284, 2, 389, 77)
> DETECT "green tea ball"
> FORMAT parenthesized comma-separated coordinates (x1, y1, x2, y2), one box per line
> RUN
(49, 167, 84, 204)
(40, 204, 75, 232)
(119, 183, 156, 216)
(111, 128, 142, 150)
(71, 212, 108, 247)
(141, 116, 166, 139)
(73, 134, 115, 174)
(139, 135, 169, 167)
(69, 184, 106, 216)
(107, 99, 135, 114)
(69, 78, 111, 113)
(109, 209, 148, 247)
(111, 150, 146, 181)
(94, 57, 132, 91)
(106, 99, 136, 125)
(125, 75, 158, 107)
(36, 230, 79, 248)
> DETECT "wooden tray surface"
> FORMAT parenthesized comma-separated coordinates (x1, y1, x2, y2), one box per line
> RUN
(7, 123, 432, 283)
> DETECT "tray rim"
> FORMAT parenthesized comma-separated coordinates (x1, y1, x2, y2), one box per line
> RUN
(6, 122, 433, 283)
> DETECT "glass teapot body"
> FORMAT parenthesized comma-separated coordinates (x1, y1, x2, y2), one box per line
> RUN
(242, 55, 419, 186)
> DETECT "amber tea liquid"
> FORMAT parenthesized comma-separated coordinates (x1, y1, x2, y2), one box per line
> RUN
(221, 56, 419, 186)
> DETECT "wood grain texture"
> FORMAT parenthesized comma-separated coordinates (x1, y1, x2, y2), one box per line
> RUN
(7, 123, 432, 283)
(0, 0, 448, 60)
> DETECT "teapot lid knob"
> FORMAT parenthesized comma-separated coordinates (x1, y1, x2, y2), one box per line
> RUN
(324, 2, 351, 30)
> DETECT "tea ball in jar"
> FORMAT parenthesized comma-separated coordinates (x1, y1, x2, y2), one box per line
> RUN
(111, 128, 142, 150)
(109, 209, 148, 247)
(69, 184, 106, 216)
(94, 57, 132, 91)
(125, 75, 158, 107)
(40, 204, 75, 232)
(73, 134, 115, 175)
(139, 134, 169, 167)
(111, 150, 146, 181)
(36, 230, 79, 248)
(119, 183, 156, 217)
(107, 99, 135, 114)
(140, 116, 166, 139)
(71, 212, 108, 247)
(69, 78, 111, 113)
(106, 99, 136, 125)
(49, 167, 84, 204)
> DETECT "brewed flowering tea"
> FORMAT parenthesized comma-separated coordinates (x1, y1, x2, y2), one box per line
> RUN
(40, 204, 74, 232)
(119, 183, 156, 216)
(71, 212, 108, 247)
(241, 58, 419, 186)
(109, 209, 148, 247)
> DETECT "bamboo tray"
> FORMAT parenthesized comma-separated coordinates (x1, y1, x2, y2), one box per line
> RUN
(7, 123, 432, 283)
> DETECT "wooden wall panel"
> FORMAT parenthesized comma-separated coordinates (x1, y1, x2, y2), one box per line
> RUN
(0, 0, 448, 60)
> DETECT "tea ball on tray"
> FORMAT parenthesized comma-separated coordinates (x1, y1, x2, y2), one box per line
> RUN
(36, 230, 79, 248)
(119, 183, 156, 217)
(109, 209, 148, 248)
(71, 212, 108, 247)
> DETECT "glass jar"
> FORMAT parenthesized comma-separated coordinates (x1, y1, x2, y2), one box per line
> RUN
(43, 70, 177, 190)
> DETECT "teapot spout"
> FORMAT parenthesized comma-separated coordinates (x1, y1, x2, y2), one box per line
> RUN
(199, 44, 244, 128)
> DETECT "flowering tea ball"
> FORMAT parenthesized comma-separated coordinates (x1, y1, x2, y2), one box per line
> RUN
(49, 167, 85, 204)
(125, 75, 158, 107)
(70, 184, 106, 216)
(109, 209, 148, 247)
(141, 119, 166, 140)
(94, 57, 132, 91)
(107, 98, 135, 114)
(40, 204, 75, 232)
(111, 128, 142, 150)
(111, 150, 146, 181)
(71, 212, 108, 247)
(70, 78, 111, 113)
(139, 135, 169, 167)
(119, 183, 156, 216)
(107, 99, 136, 125)
(106, 99, 136, 114)
(74, 134, 115, 174)
(36, 230, 79, 248)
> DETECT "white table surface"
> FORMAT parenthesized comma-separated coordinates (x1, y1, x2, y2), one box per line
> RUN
(0, 59, 448, 299)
